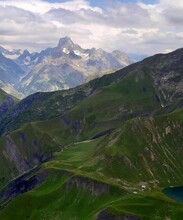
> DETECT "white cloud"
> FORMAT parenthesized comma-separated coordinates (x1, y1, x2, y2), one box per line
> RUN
(0, 0, 102, 14)
(0, 0, 183, 56)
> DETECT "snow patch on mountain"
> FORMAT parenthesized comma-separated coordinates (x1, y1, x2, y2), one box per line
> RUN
(74, 50, 89, 58)
(2, 53, 19, 60)
(63, 48, 70, 54)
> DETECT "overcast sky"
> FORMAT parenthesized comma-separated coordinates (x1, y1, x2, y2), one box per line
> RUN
(0, 0, 183, 56)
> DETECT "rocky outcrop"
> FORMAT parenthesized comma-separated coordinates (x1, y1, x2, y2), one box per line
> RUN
(66, 175, 110, 196)
(96, 210, 141, 220)
(0, 127, 59, 191)
(0, 167, 47, 209)
(3, 136, 31, 173)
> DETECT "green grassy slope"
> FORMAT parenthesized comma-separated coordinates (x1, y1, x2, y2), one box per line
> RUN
(2, 167, 183, 220)
(1, 73, 160, 189)
(1, 108, 183, 219)
(0, 69, 180, 193)
(32, 71, 162, 145)
(46, 108, 183, 189)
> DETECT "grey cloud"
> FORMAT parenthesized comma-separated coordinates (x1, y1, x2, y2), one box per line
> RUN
(162, 7, 183, 26)
(104, 2, 152, 28)
(46, 3, 152, 29)
(120, 29, 139, 34)
(0, 6, 38, 23)
(45, 8, 82, 24)
(0, 6, 61, 51)
(45, 8, 105, 25)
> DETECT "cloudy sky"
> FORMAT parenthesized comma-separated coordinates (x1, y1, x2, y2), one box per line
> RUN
(0, 0, 183, 57)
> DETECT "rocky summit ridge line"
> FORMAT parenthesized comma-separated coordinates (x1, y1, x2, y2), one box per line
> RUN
(0, 37, 132, 98)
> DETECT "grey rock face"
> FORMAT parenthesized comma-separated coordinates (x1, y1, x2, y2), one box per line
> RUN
(134, 48, 183, 106)
(0, 167, 48, 208)
(4, 136, 30, 173)
(96, 210, 141, 220)
(66, 175, 110, 196)
(0, 80, 23, 99)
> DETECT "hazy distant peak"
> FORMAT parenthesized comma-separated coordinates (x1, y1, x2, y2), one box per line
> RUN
(0, 37, 132, 97)
(57, 37, 74, 50)
(22, 49, 30, 56)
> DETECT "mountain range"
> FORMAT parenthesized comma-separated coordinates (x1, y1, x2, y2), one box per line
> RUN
(0, 47, 183, 219)
(0, 37, 133, 98)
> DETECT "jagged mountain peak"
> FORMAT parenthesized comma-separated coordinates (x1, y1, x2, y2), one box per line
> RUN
(18, 49, 31, 59)
(0, 46, 24, 60)
(57, 36, 75, 49)
(22, 49, 30, 56)
(0, 37, 133, 97)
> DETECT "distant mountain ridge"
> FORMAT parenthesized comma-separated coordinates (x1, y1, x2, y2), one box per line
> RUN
(0, 46, 23, 60)
(0, 37, 133, 97)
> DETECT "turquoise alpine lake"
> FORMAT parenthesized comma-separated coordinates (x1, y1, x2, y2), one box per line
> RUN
(163, 187, 183, 203)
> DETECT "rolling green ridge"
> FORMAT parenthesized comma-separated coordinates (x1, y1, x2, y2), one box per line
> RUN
(45, 107, 183, 189)
(1, 70, 162, 189)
